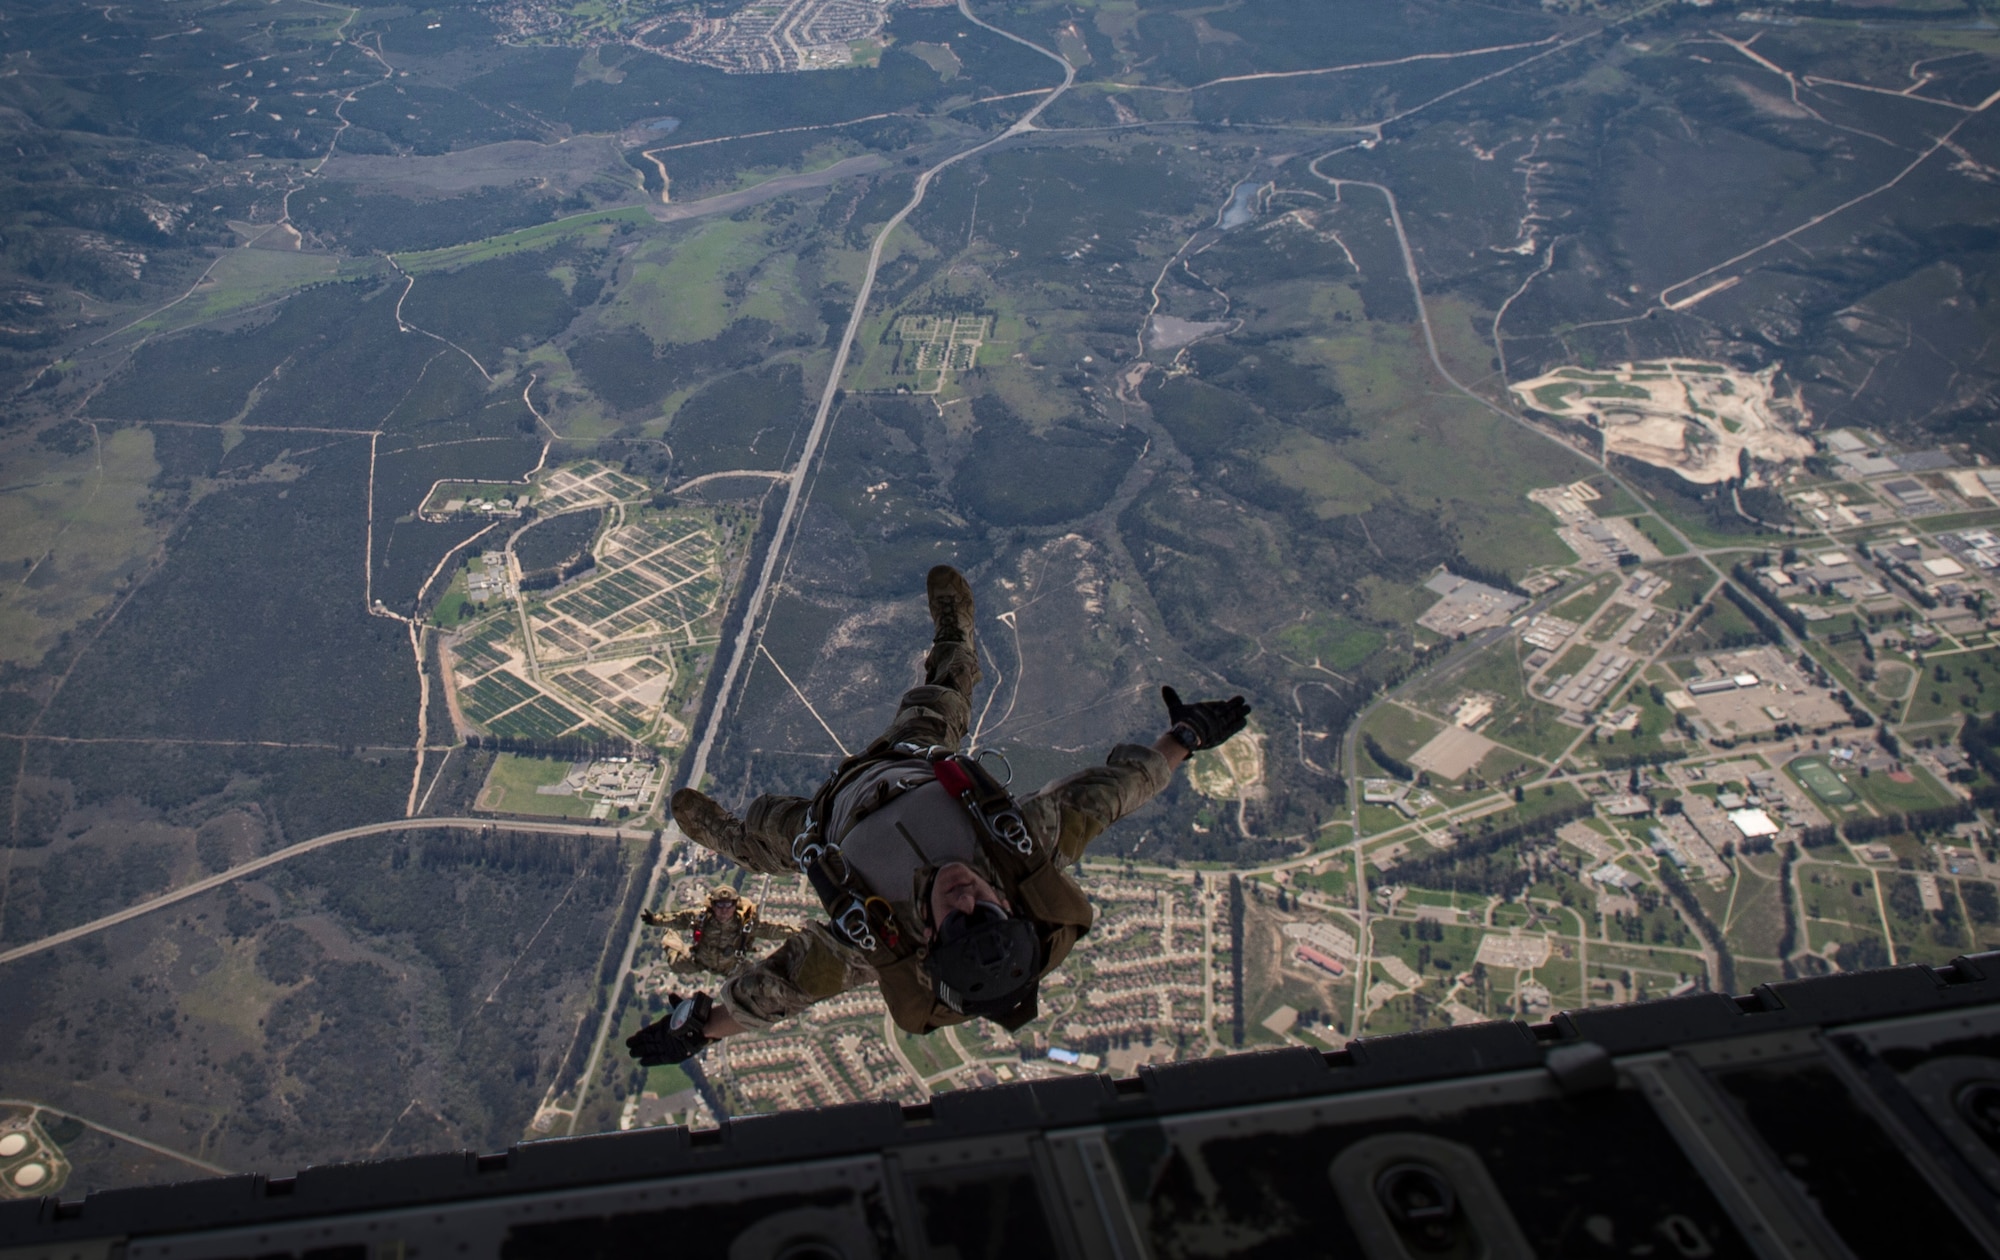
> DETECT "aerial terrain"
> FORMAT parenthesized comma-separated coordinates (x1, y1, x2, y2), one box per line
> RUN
(1, 0, 1999, 1197)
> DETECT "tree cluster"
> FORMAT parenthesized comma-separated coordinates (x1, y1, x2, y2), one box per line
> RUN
(1961, 712, 2000, 781)
(1732, 561, 1809, 638)
(1362, 733, 1413, 782)
(518, 551, 597, 593)
(1380, 800, 1594, 896)
(1599, 748, 1686, 773)
(1839, 801, 1977, 842)
(1228, 874, 1246, 1047)
(1658, 859, 1735, 994)
(1721, 580, 1790, 647)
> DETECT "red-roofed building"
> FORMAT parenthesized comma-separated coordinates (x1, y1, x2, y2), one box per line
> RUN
(1295, 945, 1345, 977)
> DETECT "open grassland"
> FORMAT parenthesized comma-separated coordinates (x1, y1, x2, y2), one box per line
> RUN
(1275, 617, 1384, 672)
(1552, 576, 1620, 624)
(1284, 292, 1592, 577)
(1362, 703, 1445, 760)
(392, 206, 652, 274)
(1902, 647, 2000, 726)
(0, 428, 164, 666)
(476, 752, 583, 817)
(610, 216, 781, 346)
(1851, 763, 1959, 815)
(125, 250, 381, 340)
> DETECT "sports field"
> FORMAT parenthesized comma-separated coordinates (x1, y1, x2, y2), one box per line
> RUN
(476, 752, 586, 817)
(1790, 757, 1856, 806)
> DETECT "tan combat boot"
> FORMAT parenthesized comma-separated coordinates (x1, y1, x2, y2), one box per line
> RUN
(671, 788, 747, 855)
(926, 564, 975, 645)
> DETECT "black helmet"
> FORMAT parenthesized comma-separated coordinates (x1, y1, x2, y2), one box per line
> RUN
(928, 901, 1043, 1017)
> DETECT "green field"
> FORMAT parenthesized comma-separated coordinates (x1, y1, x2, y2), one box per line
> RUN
(896, 1028, 962, 1080)
(393, 206, 653, 274)
(429, 570, 477, 629)
(1581, 477, 1646, 519)
(647, 1063, 696, 1097)
(0, 428, 165, 665)
(125, 249, 379, 339)
(1363, 703, 1445, 760)
(1902, 647, 1999, 725)
(1790, 757, 1857, 805)
(1852, 763, 1958, 815)
(1276, 617, 1386, 671)
(476, 752, 586, 817)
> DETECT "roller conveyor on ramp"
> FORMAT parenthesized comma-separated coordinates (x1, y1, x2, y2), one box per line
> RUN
(6, 952, 2000, 1259)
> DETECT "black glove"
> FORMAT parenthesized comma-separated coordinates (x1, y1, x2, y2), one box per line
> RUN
(1162, 686, 1250, 751)
(626, 992, 714, 1066)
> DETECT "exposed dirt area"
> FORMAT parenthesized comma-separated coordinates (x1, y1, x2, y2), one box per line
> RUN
(1512, 360, 1813, 484)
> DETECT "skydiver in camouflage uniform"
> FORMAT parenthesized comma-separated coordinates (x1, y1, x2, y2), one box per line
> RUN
(626, 565, 1250, 1065)
(642, 884, 795, 979)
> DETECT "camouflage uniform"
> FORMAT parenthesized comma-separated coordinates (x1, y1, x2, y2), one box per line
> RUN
(644, 890, 794, 979)
(690, 632, 1173, 1033)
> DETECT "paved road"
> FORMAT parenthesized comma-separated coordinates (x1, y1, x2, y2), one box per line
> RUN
(559, 0, 1080, 1132)
(0, 817, 653, 968)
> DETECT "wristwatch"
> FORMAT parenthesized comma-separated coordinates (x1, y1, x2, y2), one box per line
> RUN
(1171, 723, 1201, 752)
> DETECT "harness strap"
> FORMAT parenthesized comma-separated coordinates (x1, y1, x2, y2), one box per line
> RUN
(802, 852, 877, 952)
(792, 748, 1035, 953)
(935, 755, 1033, 855)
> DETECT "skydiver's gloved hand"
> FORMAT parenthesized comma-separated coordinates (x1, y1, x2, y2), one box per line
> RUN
(626, 992, 714, 1065)
(1162, 685, 1251, 752)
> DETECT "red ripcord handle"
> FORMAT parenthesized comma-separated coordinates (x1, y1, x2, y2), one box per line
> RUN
(932, 757, 975, 799)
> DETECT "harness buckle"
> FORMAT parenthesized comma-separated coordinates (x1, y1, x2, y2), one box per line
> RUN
(833, 901, 878, 952)
(974, 747, 1014, 786)
(791, 828, 824, 871)
(991, 808, 1033, 855)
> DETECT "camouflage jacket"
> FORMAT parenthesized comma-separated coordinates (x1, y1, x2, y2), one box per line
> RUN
(720, 742, 1175, 1035)
(650, 906, 793, 976)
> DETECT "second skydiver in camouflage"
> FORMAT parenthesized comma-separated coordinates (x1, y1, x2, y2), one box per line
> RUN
(642, 884, 795, 978)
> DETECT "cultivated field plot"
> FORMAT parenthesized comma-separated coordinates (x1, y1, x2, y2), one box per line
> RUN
(441, 461, 735, 747)
(459, 668, 541, 726)
(536, 463, 652, 516)
(538, 517, 722, 658)
(454, 655, 599, 741)
(890, 313, 991, 392)
(452, 619, 515, 674)
(496, 695, 594, 742)
(552, 658, 674, 735)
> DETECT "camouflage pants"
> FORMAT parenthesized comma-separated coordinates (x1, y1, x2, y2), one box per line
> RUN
(667, 949, 741, 979)
(706, 635, 981, 1028)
